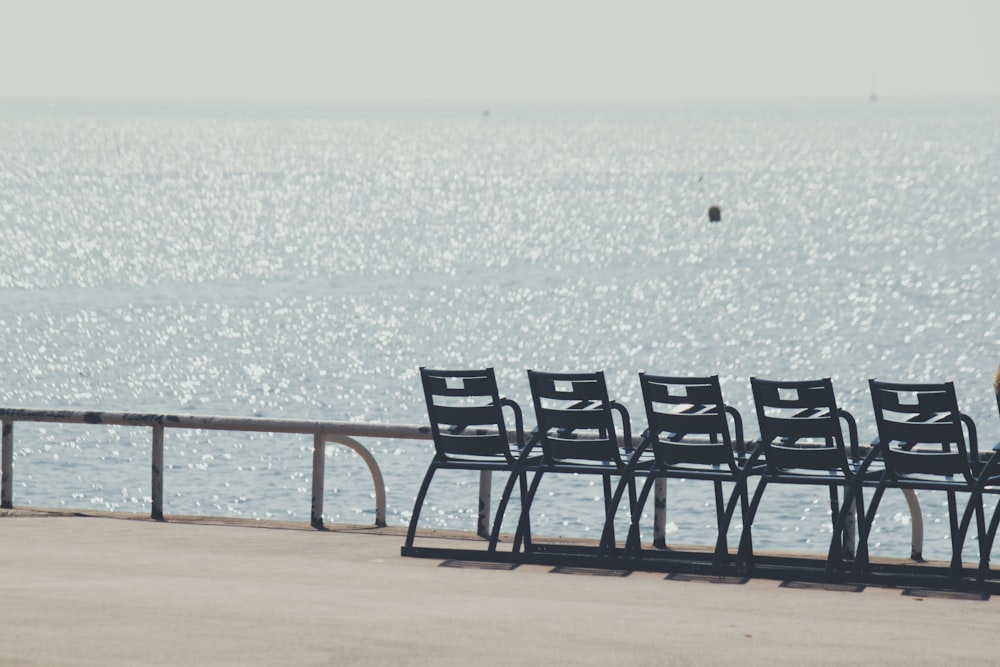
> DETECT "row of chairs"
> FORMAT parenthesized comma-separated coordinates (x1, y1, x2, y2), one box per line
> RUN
(402, 367, 1000, 585)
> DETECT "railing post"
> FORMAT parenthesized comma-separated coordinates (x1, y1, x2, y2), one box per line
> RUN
(842, 498, 856, 561)
(151, 425, 164, 521)
(477, 471, 492, 538)
(2, 420, 12, 509)
(902, 489, 924, 561)
(324, 435, 387, 527)
(311, 433, 326, 529)
(653, 477, 667, 549)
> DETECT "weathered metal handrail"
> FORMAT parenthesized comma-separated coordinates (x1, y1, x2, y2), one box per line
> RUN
(0, 407, 414, 528)
(0, 407, 927, 561)
(0, 407, 677, 543)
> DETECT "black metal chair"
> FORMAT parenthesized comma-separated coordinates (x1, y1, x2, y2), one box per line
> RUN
(612, 374, 760, 569)
(739, 377, 867, 575)
(498, 370, 637, 559)
(965, 365, 1000, 580)
(855, 379, 985, 580)
(402, 367, 536, 558)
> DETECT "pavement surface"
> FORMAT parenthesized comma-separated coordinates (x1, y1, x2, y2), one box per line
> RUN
(0, 511, 995, 666)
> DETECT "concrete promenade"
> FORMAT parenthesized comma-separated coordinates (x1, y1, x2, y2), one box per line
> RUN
(0, 511, 995, 666)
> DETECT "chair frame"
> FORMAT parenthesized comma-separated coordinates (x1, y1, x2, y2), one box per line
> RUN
(854, 379, 985, 580)
(402, 367, 535, 558)
(608, 373, 758, 569)
(494, 370, 637, 558)
(962, 367, 1000, 580)
(739, 377, 865, 576)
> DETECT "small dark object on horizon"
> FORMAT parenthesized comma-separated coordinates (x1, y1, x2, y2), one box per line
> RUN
(708, 205, 722, 222)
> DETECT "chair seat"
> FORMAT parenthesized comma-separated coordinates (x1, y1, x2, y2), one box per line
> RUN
(639, 460, 746, 481)
(531, 458, 632, 475)
(436, 454, 541, 471)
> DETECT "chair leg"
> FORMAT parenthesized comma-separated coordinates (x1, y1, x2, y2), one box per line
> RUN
(711, 480, 727, 558)
(488, 465, 529, 552)
(943, 490, 960, 577)
(626, 475, 638, 529)
(979, 499, 1000, 580)
(947, 490, 960, 558)
(737, 483, 751, 558)
(854, 484, 886, 575)
(976, 500, 986, 567)
(827, 477, 864, 572)
(828, 484, 840, 532)
(513, 468, 546, 554)
(601, 473, 615, 549)
(822, 483, 840, 568)
(602, 472, 636, 555)
(404, 461, 440, 549)
(952, 487, 986, 577)
(737, 478, 769, 573)
(715, 475, 750, 568)
(602, 472, 640, 555)
(626, 474, 659, 556)
(517, 471, 533, 550)
(713, 480, 724, 529)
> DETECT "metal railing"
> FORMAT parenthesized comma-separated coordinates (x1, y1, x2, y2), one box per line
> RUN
(0, 406, 680, 543)
(0, 406, 926, 560)
(0, 407, 404, 528)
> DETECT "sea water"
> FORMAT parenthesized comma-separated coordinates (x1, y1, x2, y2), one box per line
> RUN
(1, 98, 998, 561)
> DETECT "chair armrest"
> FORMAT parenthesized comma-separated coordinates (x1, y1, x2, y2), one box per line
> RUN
(838, 408, 860, 460)
(960, 412, 979, 460)
(500, 397, 525, 447)
(724, 405, 745, 455)
(609, 400, 632, 453)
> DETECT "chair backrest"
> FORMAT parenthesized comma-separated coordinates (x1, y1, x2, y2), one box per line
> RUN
(420, 367, 521, 463)
(868, 379, 974, 479)
(527, 370, 627, 465)
(750, 377, 854, 473)
(639, 373, 742, 469)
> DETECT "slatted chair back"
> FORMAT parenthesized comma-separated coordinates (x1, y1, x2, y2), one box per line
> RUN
(421, 367, 520, 464)
(527, 370, 627, 466)
(868, 379, 975, 481)
(751, 377, 855, 474)
(640, 373, 743, 470)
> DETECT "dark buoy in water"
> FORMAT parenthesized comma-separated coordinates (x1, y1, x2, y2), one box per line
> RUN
(708, 205, 721, 222)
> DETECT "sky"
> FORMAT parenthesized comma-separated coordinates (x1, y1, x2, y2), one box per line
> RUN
(1, 0, 998, 102)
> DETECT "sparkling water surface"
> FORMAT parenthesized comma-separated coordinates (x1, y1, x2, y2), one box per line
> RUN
(1, 99, 998, 561)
